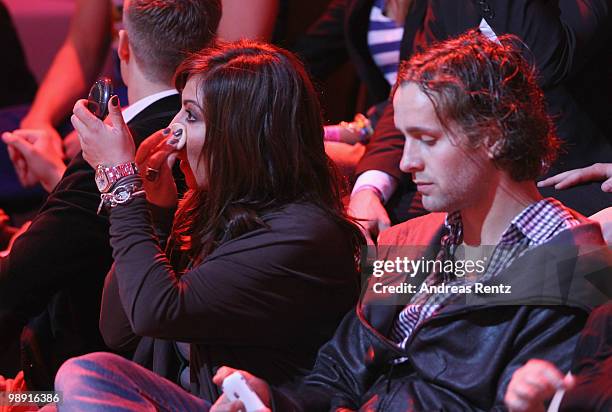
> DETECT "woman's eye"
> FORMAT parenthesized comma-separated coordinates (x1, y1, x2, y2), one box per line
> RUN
(185, 110, 196, 122)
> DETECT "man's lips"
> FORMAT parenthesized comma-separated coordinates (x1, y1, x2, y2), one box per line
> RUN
(414, 181, 433, 193)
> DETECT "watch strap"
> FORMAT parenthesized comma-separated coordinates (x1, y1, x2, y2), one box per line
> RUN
(96, 161, 139, 193)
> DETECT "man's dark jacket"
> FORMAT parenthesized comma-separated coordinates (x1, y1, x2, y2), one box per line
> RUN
(271, 213, 611, 411)
(0, 94, 180, 389)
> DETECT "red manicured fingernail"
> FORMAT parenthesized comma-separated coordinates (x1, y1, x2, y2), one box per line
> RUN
(111, 95, 119, 107)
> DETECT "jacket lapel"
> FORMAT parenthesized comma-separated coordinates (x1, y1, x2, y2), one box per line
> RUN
(359, 223, 447, 339)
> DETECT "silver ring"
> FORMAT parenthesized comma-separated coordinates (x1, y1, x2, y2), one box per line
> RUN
(145, 166, 160, 182)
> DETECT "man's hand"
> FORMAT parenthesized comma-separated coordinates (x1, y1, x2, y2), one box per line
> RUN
(538, 163, 612, 193)
(2, 129, 66, 192)
(348, 188, 391, 242)
(504, 359, 575, 412)
(211, 367, 271, 412)
(135, 129, 180, 209)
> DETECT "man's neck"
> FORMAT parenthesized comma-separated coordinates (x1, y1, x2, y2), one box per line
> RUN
(460, 179, 542, 246)
(127, 80, 173, 105)
(124, 64, 173, 104)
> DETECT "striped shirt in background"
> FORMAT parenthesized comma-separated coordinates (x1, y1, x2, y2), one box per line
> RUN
(391, 198, 581, 356)
(367, 0, 404, 86)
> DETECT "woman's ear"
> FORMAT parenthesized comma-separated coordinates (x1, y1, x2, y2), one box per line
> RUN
(118, 29, 130, 62)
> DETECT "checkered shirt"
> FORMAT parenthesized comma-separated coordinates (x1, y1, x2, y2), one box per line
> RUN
(391, 198, 580, 354)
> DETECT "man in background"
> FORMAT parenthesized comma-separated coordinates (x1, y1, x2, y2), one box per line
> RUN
(0, 0, 221, 391)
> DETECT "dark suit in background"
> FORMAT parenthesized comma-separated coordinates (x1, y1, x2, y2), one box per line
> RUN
(0, 1, 37, 109)
(356, 0, 612, 217)
(0, 94, 180, 390)
(0, 1, 42, 208)
(294, 0, 389, 109)
(293, 0, 427, 221)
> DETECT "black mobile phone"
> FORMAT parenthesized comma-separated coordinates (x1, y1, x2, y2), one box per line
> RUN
(86, 77, 114, 120)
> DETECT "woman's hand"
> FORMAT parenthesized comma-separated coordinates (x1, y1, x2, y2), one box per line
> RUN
(71, 95, 135, 168)
(135, 129, 181, 209)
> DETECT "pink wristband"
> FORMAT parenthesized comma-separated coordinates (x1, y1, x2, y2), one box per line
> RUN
(324, 125, 342, 142)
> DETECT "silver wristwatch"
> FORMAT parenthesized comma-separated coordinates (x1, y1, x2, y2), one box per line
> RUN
(97, 182, 146, 214)
(95, 162, 139, 193)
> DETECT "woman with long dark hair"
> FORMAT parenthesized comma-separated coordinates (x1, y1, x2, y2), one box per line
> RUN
(57, 40, 364, 410)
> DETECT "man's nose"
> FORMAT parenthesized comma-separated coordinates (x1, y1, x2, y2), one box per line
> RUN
(399, 138, 424, 174)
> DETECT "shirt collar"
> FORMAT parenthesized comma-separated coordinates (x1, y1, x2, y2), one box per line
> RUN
(442, 198, 578, 248)
(504, 197, 579, 245)
(122, 89, 178, 123)
(443, 211, 463, 248)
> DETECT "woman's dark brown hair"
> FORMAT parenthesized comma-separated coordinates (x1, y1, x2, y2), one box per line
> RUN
(171, 40, 363, 262)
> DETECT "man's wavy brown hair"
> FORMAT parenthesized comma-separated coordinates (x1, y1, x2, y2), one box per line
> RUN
(393, 30, 559, 181)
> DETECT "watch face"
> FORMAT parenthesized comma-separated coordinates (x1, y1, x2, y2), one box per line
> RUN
(95, 168, 110, 192)
(115, 189, 130, 203)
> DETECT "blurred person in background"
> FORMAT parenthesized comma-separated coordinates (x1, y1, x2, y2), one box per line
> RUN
(294, 0, 422, 187)
(505, 303, 612, 412)
(0, 0, 37, 109)
(0, 0, 41, 216)
(0, 0, 222, 393)
(4, 0, 279, 189)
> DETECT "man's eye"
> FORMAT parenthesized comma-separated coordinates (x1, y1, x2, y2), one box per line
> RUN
(421, 136, 436, 145)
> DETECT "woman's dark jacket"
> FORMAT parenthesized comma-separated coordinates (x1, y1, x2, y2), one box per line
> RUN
(100, 200, 360, 402)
